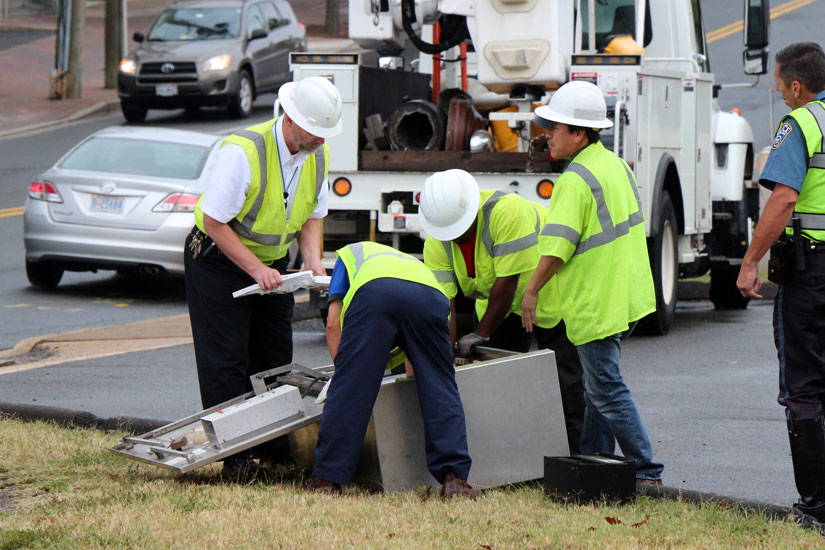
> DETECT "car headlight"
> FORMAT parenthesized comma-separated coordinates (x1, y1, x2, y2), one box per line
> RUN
(202, 54, 231, 72)
(119, 58, 137, 74)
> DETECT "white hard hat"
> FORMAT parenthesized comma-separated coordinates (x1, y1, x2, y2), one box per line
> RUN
(277, 76, 343, 139)
(419, 169, 480, 241)
(533, 81, 613, 129)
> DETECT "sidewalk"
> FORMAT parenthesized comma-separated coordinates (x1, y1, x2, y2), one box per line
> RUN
(0, 0, 351, 137)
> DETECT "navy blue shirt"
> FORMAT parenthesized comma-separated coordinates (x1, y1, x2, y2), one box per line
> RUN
(760, 90, 825, 192)
(328, 256, 349, 302)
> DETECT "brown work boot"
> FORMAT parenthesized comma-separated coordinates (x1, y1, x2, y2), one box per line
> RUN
(304, 476, 342, 494)
(440, 471, 479, 500)
(636, 478, 663, 486)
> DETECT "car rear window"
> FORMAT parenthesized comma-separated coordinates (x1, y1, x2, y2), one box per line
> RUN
(60, 137, 212, 180)
(148, 7, 241, 41)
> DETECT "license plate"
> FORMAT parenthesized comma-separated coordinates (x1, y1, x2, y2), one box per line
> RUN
(156, 83, 178, 96)
(90, 194, 124, 214)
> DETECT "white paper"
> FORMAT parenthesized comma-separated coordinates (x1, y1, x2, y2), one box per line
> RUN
(232, 271, 330, 298)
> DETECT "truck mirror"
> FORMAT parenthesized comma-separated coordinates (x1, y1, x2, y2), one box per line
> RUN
(743, 48, 769, 75)
(132, 31, 144, 43)
(743, 0, 770, 49)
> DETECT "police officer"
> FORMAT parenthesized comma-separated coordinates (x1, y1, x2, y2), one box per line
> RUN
(306, 242, 476, 498)
(522, 80, 663, 484)
(184, 77, 342, 478)
(736, 42, 825, 523)
(418, 169, 585, 454)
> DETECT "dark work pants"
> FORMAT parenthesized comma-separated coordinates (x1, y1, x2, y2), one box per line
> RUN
(184, 230, 294, 409)
(481, 313, 585, 454)
(775, 250, 825, 419)
(313, 279, 472, 485)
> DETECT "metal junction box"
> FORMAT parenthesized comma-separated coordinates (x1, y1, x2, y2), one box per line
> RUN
(201, 385, 303, 445)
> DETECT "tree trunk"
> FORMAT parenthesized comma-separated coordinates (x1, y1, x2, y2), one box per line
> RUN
(325, 0, 340, 35)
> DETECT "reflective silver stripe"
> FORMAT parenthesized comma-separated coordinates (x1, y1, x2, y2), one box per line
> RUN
(433, 270, 457, 283)
(480, 191, 508, 257)
(349, 242, 420, 276)
(554, 161, 645, 255)
(805, 102, 825, 154)
(786, 212, 825, 230)
(442, 240, 454, 268)
(229, 129, 276, 244)
(541, 223, 581, 245)
(811, 154, 825, 169)
(314, 147, 326, 200)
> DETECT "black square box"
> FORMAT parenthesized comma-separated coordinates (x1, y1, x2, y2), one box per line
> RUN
(543, 454, 636, 503)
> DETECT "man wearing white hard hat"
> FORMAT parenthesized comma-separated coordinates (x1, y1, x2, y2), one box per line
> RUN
(184, 76, 343, 479)
(418, 168, 586, 454)
(522, 80, 663, 485)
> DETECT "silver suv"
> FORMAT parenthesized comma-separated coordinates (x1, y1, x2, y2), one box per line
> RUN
(118, 0, 306, 122)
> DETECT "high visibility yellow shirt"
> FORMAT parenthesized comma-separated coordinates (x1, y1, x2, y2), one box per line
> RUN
(424, 190, 562, 329)
(539, 141, 655, 345)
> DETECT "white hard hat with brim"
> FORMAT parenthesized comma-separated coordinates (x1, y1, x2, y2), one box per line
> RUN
(533, 81, 613, 129)
(278, 78, 343, 139)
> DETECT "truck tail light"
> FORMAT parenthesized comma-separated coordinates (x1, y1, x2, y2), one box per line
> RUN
(152, 192, 200, 212)
(332, 177, 352, 197)
(536, 179, 554, 199)
(28, 180, 63, 203)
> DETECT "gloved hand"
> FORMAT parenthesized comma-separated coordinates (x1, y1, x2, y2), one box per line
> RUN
(456, 332, 489, 358)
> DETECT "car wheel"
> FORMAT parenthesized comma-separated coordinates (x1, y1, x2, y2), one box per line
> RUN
(26, 259, 64, 288)
(228, 70, 253, 119)
(121, 101, 148, 123)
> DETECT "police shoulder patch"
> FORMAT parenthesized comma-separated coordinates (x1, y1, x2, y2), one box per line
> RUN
(772, 122, 793, 149)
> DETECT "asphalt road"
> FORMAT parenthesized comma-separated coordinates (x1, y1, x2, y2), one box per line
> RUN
(1, 0, 823, 508)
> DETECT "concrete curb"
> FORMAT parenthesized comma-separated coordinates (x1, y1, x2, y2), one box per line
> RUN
(0, 100, 121, 140)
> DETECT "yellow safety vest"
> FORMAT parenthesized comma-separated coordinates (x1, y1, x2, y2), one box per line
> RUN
(423, 190, 562, 328)
(780, 100, 825, 242)
(194, 117, 329, 264)
(337, 242, 447, 370)
(538, 141, 655, 345)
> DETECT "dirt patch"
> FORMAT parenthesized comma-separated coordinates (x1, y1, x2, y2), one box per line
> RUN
(0, 486, 21, 513)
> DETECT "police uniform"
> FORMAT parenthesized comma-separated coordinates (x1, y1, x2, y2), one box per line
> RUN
(312, 242, 472, 486)
(423, 190, 586, 453)
(538, 140, 663, 481)
(184, 116, 329, 409)
(761, 91, 825, 519)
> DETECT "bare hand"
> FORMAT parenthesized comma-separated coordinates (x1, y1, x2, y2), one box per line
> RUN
(521, 290, 538, 332)
(251, 265, 283, 291)
(736, 263, 763, 299)
(304, 256, 327, 277)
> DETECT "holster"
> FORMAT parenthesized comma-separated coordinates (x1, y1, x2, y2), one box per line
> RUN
(768, 237, 794, 285)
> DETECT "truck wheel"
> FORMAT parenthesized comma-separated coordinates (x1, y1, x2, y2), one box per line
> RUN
(121, 101, 147, 123)
(710, 263, 750, 310)
(228, 70, 253, 119)
(639, 192, 678, 335)
(26, 259, 64, 288)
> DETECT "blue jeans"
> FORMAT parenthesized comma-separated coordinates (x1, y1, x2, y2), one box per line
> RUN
(577, 330, 664, 481)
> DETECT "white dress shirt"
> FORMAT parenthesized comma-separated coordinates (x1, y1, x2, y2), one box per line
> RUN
(199, 117, 329, 224)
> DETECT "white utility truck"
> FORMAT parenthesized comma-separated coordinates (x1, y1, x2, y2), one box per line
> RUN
(290, 0, 771, 333)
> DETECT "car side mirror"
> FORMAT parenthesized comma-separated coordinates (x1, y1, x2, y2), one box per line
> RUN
(249, 28, 268, 40)
(133, 31, 144, 43)
(743, 48, 769, 75)
(744, 0, 770, 49)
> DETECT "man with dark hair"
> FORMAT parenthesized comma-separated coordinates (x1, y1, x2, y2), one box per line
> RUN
(523, 80, 663, 485)
(737, 42, 825, 524)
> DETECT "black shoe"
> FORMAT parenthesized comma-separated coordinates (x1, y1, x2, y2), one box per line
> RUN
(222, 453, 263, 482)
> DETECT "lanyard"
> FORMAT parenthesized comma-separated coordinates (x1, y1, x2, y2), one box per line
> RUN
(273, 126, 300, 216)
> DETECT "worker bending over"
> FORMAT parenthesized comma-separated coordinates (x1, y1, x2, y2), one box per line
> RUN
(522, 81, 663, 484)
(306, 241, 477, 498)
(418, 169, 585, 453)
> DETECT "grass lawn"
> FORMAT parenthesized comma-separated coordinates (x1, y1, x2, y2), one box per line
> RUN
(0, 416, 821, 549)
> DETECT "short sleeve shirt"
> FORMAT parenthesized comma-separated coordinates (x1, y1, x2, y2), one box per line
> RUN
(760, 90, 825, 192)
(328, 256, 349, 302)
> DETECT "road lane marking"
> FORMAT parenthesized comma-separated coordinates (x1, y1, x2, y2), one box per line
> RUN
(707, 0, 819, 43)
(0, 206, 24, 218)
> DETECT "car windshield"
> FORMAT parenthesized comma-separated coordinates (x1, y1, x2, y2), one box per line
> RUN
(147, 7, 241, 41)
(60, 137, 212, 179)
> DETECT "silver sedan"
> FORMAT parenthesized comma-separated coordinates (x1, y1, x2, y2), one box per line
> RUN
(23, 126, 225, 287)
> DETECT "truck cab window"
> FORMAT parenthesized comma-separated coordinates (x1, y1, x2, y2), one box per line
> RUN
(580, 0, 652, 51)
